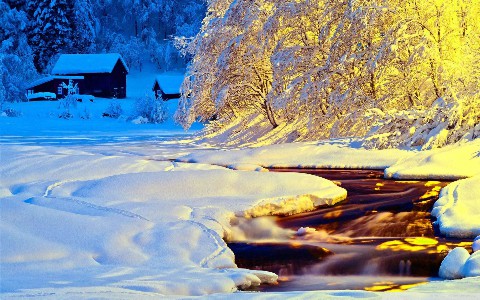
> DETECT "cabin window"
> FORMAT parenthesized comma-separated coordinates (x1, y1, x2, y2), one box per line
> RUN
(27, 90, 34, 95)
(57, 86, 63, 95)
(156, 90, 161, 97)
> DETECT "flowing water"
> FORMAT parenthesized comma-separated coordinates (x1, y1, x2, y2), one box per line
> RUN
(228, 169, 472, 292)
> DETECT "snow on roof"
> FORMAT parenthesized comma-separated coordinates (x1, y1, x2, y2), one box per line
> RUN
(153, 74, 185, 95)
(25, 76, 84, 89)
(51, 53, 129, 75)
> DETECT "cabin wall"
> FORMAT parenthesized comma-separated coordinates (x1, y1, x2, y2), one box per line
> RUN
(28, 79, 84, 99)
(80, 61, 127, 98)
(111, 61, 127, 98)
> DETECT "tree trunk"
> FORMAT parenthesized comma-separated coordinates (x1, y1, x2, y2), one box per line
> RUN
(264, 100, 278, 129)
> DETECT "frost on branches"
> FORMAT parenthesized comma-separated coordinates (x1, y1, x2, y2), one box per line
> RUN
(177, 0, 480, 149)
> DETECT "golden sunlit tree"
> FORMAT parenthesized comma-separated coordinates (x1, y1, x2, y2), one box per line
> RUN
(177, 0, 480, 148)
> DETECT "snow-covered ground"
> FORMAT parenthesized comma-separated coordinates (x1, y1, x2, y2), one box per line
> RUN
(2, 125, 479, 298)
(1, 68, 480, 298)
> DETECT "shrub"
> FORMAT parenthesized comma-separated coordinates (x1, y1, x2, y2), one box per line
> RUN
(1, 107, 22, 117)
(103, 101, 123, 118)
(132, 92, 168, 124)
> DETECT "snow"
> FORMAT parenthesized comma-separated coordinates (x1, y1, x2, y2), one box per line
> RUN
(1, 77, 347, 299)
(296, 227, 317, 236)
(463, 252, 480, 277)
(473, 236, 480, 252)
(26, 92, 56, 100)
(2, 64, 480, 297)
(439, 237, 480, 280)
(0, 139, 346, 296)
(179, 139, 415, 169)
(407, 277, 480, 297)
(431, 176, 480, 238)
(1, 128, 480, 298)
(179, 138, 480, 240)
(51, 53, 129, 75)
(438, 247, 470, 279)
(154, 73, 184, 95)
(25, 76, 84, 89)
(385, 139, 480, 180)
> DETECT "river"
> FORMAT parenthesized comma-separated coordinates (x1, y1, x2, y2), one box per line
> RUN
(228, 169, 472, 292)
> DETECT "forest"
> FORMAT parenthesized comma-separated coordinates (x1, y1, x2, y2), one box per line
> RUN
(176, 0, 480, 149)
(0, 0, 205, 102)
(2, 0, 479, 150)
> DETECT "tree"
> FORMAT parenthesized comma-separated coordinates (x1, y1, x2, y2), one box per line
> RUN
(176, 0, 279, 129)
(28, 0, 75, 71)
(0, 0, 37, 102)
(72, 0, 96, 53)
(177, 0, 480, 147)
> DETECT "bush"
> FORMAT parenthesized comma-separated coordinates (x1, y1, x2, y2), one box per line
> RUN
(57, 80, 78, 119)
(103, 101, 123, 118)
(1, 107, 22, 117)
(132, 92, 168, 124)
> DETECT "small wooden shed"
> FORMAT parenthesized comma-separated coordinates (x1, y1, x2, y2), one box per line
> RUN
(51, 53, 129, 99)
(152, 74, 184, 100)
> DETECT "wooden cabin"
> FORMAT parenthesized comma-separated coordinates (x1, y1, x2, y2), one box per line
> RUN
(51, 53, 129, 99)
(152, 74, 184, 100)
(26, 76, 84, 100)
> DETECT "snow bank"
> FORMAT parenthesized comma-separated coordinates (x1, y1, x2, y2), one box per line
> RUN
(431, 176, 480, 238)
(438, 247, 470, 279)
(438, 239, 480, 280)
(473, 236, 480, 252)
(0, 142, 345, 297)
(385, 139, 480, 180)
(179, 139, 414, 169)
(50, 169, 346, 219)
(462, 251, 480, 277)
(408, 276, 480, 296)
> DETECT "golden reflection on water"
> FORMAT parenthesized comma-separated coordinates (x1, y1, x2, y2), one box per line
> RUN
(376, 237, 472, 253)
(419, 185, 442, 200)
(424, 181, 442, 187)
(405, 237, 438, 246)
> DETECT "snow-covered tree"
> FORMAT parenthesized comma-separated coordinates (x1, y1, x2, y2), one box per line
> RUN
(72, 0, 96, 53)
(177, 0, 480, 148)
(28, 0, 75, 71)
(176, 0, 279, 128)
(0, 0, 37, 102)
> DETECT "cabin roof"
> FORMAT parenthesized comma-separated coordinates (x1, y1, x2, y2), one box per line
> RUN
(153, 74, 184, 95)
(51, 53, 129, 75)
(25, 76, 85, 89)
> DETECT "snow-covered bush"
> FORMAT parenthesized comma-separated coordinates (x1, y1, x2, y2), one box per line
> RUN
(57, 80, 78, 119)
(79, 107, 91, 120)
(131, 92, 168, 124)
(1, 107, 22, 117)
(103, 101, 124, 118)
(364, 95, 480, 150)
